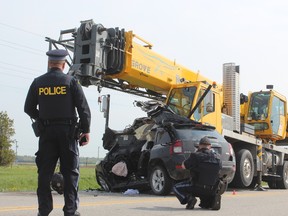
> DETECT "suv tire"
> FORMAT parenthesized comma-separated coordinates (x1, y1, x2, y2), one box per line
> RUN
(149, 165, 173, 195)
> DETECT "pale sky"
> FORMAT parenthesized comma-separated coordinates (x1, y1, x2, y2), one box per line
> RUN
(0, 0, 288, 158)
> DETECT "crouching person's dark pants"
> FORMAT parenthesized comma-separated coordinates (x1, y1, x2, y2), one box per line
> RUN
(173, 180, 216, 207)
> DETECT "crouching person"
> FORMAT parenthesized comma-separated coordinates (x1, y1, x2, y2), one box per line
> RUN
(173, 136, 222, 210)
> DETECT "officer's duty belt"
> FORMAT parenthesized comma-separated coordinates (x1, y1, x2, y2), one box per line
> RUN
(194, 183, 215, 190)
(42, 119, 74, 126)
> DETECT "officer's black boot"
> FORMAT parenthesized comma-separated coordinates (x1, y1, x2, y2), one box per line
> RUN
(211, 195, 221, 210)
(72, 211, 80, 216)
(64, 211, 80, 216)
(199, 202, 210, 209)
(186, 196, 197, 210)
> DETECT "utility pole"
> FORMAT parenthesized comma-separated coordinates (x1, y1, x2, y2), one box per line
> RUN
(14, 139, 18, 164)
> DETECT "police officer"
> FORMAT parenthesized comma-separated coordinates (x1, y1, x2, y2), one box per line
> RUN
(24, 49, 91, 216)
(173, 136, 222, 210)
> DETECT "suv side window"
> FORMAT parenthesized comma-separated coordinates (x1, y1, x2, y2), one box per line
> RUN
(155, 129, 171, 145)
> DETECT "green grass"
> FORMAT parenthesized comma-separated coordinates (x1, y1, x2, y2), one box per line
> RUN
(0, 164, 99, 192)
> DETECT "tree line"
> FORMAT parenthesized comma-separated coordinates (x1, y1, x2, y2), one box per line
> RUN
(0, 111, 15, 166)
(16, 155, 99, 165)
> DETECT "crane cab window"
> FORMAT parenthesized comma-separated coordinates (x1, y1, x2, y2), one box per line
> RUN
(167, 87, 197, 117)
(193, 89, 215, 121)
(271, 96, 285, 134)
(248, 92, 270, 120)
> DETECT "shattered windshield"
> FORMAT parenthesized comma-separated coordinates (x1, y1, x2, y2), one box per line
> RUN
(167, 86, 197, 117)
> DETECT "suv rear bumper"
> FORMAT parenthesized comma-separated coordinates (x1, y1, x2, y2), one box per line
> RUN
(163, 156, 235, 184)
(221, 161, 236, 183)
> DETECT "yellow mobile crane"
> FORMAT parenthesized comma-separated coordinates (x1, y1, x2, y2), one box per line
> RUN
(48, 19, 288, 189)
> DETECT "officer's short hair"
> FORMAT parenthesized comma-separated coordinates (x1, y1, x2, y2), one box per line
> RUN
(46, 49, 68, 61)
(199, 136, 211, 145)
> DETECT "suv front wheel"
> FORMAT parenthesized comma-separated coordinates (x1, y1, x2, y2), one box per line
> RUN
(149, 165, 173, 195)
(96, 173, 111, 192)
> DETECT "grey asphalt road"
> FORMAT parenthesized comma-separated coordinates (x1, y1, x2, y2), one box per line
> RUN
(0, 187, 288, 216)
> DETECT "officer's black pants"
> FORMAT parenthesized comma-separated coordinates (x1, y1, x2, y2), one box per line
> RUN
(35, 124, 79, 216)
(173, 180, 216, 207)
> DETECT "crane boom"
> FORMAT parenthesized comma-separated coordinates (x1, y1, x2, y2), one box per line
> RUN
(65, 20, 214, 98)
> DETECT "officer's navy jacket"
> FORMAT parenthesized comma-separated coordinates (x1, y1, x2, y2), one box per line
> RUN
(24, 68, 91, 133)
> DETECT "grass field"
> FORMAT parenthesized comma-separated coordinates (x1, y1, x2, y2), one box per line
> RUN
(0, 164, 99, 192)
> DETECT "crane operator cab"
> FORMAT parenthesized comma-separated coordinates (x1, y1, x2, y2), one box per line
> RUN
(245, 89, 287, 142)
(166, 82, 222, 132)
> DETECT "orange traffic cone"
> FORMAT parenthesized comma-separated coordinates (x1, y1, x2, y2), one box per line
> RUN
(232, 190, 236, 195)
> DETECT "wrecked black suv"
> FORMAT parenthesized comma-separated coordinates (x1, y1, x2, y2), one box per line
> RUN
(95, 101, 235, 195)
